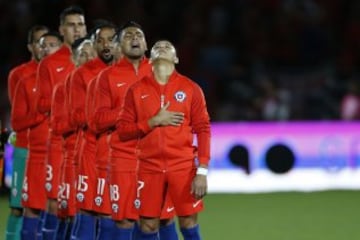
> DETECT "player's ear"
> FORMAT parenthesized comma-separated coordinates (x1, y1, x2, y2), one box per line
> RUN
(27, 43, 33, 54)
(59, 25, 64, 36)
(174, 56, 179, 64)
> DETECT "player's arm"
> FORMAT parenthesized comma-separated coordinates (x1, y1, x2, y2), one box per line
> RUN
(36, 61, 53, 114)
(191, 84, 211, 167)
(51, 84, 71, 135)
(93, 72, 121, 132)
(117, 87, 185, 141)
(69, 71, 87, 128)
(11, 81, 45, 131)
(190, 83, 211, 199)
(117, 88, 144, 141)
(8, 67, 20, 104)
(86, 78, 101, 134)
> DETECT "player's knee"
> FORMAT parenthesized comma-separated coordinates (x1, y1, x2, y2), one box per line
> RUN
(140, 218, 160, 233)
(23, 207, 41, 217)
(115, 219, 135, 229)
(160, 218, 175, 227)
(178, 214, 198, 229)
(47, 199, 58, 214)
(10, 207, 23, 217)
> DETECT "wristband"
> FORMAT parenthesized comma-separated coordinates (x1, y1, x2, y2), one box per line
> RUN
(196, 167, 208, 176)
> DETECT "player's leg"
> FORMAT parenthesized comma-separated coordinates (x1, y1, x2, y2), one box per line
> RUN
(136, 171, 168, 240)
(42, 139, 63, 240)
(21, 161, 47, 240)
(94, 167, 115, 240)
(168, 168, 204, 240)
(59, 163, 78, 239)
(5, 147, 27, 240)
(72, 143, 97, 239)
(110, 171, 139, 240)
(159, 192, 178, 240)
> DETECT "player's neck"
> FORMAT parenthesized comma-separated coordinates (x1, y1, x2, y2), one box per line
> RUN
(124, 56, 143, 73)
(153, 61, 174, 85)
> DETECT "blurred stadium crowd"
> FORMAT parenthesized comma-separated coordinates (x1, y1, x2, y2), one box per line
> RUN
(1, 0, 360, 124)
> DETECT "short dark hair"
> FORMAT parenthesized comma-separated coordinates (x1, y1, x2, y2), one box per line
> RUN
(71, 36, 90, 53)
(40, 31, 64, 43)
(90, 19, 117, 40)
(60, 5, 85, 25)
(114, 20, 143, 42)
(27, 25, 49, 44)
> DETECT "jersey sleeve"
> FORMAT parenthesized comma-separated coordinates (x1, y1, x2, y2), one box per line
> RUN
(8, 67, 21, 104)
(69, 70, 87, 128)
(11, 81, 45, 131)
(51, 81, 74, 136)
(92, 71, 121, 132)
(86, 78, 98, 133)
(190, 83, 211, 166)
(117, 88, 149, 141)
(36, 61, 53, 114)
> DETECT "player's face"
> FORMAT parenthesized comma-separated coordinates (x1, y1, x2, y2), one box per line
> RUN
(150, 40, 178, 64)
(113, 41, 123, 62)
(95, 27, 115, 64)
(76, 42, 97, 66)
(40, 36, 62, 57)
(120, 27, 147, 60)
(59, 14, 86, 45)
(28, 29, 48, 62)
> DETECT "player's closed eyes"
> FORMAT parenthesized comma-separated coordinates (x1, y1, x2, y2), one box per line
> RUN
(42, 43, 61, 49)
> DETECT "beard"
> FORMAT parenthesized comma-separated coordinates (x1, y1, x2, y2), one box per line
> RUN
(99, 54, 114, 64)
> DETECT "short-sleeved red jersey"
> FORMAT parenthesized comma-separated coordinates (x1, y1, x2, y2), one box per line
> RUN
(117, 71, 211, 171)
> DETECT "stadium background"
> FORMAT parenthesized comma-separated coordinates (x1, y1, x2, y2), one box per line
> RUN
(1, 0, 360, 239)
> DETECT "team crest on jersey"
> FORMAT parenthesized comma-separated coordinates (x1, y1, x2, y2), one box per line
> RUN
(94, 196, 103, 206)
(60, 200, 68, 209)
(174, 91, 186, 102)
(12, 188, 18, 197)
(134, 198, 141, 209)
(112, 203, 119, 213)
(76, 193, 85, 202)
(45, 182, 52, 192)
(22, 193, 28, 202)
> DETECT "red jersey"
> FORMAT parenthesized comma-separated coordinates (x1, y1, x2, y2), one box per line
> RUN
(53, 74, 77, 164)
(70, 57, 108, 127)
(9, 60, 38, 148)
(117, 71, 211, 172)
(51, 75, 74, 136)
(11, 72, 46, 149)
(86, 77, 108, 169)
(8, 59, 38, 104)
(12, 73, 48, 162)
(36, 45, 75, 114)
(93, 57, 151, 171)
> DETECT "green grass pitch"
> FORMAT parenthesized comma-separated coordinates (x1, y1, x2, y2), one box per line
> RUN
(1, 191, 360, 240)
